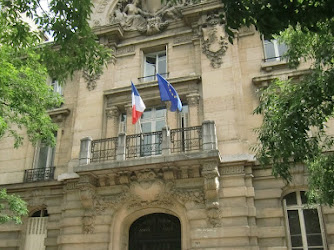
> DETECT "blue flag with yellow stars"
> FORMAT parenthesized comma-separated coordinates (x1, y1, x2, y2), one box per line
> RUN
(157, 74, 183, 112)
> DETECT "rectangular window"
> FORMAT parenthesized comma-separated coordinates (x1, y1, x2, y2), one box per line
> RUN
(263, 39, 288, 62)
(283, 191, 327, 250)
(51, 79, 63, 95)
(139, 107, 166, 156)
(119, 113, 127, 133)
(143, 48, 167, 82)
(33, 134, 56, 181)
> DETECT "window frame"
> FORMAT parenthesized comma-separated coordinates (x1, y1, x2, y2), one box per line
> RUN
(263, 39, 288, 62)
(142, 45, 167, 82)
(283, 191, 327, 250)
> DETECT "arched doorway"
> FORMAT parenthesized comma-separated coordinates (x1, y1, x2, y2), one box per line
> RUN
(129, 213, 181, 250)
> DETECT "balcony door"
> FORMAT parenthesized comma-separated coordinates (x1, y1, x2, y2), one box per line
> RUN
(129, 213, 181, 250)
(139, 107, 166, 156)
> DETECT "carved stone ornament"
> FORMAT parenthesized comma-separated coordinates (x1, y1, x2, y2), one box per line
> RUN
(201, 11, 228, 68)
(109, 0, 202, 35)
(82, 69, 102, 91)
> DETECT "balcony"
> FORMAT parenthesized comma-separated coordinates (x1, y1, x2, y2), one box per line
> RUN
(78, 121, 218, 168)
(24, 167, 56, 183)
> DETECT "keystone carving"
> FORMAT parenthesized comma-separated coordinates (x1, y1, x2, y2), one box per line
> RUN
(201, 11, 228, 68)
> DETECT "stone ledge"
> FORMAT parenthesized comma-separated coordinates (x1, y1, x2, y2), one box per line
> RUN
(74, 150, 221, 174)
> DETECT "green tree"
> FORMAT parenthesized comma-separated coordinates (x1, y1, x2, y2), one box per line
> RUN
(0, 0, 110, 147)
(254, 18, 334, 205)
(0, 189, 28, 224)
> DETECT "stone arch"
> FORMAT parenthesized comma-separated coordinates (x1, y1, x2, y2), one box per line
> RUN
(108, 204, 190, 250)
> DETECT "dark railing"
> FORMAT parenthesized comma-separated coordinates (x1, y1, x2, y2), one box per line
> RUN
(24, 167, 55, 182)
(138, 72, 169, 83)
(263, 56, 286, 63)
(126, 131, 163, 159)
(170, 126, 202, 153)
(91, 137, 118, 162)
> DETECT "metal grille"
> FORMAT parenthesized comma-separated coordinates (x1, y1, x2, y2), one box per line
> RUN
(91, 137, 118, 162)
(170, 126, 202, 153)
(24, 167, 55, 182)
(126, 131, 163, 159)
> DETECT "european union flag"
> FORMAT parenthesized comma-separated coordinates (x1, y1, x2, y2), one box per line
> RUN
(157, 74, 182, 112)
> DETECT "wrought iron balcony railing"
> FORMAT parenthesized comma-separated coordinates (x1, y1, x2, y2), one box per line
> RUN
(170, 126, 202, 153)
(91, 137, 118, 162)
(80, 121, 217, 165)
(126, 131, 163, 159)
(24, 167, 56, 183)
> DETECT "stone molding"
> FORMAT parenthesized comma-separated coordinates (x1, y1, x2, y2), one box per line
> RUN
(82, 69, 102, 91)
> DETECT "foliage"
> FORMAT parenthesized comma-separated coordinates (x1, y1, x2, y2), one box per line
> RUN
(254, 19, 334, 205)
(0, 44, 62, 147)
(0, 0, 110, 83)
(0, 189, 28, 224)
(0, 0, 110, 147)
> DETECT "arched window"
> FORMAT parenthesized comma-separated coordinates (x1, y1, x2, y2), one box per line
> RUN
(24, 208, 49, 250)
(283, 191, 327, 249)
(129, 213, 181, 250)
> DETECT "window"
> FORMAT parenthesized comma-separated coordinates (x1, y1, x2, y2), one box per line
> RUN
(32, 134, 56, 181)
(51, 79, 63, 95)
(179, 104, 189, 128)
(283, 191, 327, 250)
(263, 39, 288, 62)
(143, 49, 167, 82)
(35, 141, 56, 170)
(140, 107, 166, 156)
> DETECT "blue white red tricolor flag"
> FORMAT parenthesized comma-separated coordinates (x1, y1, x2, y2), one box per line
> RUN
(131, 82, 146, 124)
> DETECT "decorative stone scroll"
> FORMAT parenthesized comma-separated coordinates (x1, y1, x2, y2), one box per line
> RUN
(201, 11, 228, 68)
(82, 69, 102, 91)
(109, 0, 202, 35)
(201, 160, 221, 227)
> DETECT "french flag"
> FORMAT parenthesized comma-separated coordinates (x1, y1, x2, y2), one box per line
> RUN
(131, 82, 146, 124)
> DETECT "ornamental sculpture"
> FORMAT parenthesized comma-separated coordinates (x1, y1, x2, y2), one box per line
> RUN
(201, 11, 228, 68)
(109, 0, 201, 35)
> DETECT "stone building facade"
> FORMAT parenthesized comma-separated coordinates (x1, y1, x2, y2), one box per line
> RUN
(0, 0, 333, 249)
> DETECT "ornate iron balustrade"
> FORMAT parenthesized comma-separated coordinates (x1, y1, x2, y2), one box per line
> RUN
(126, 131, 163, 159)
(91, 137, 118, 162)
(24, 167, 55, 182)
(170, 126, 202, 153)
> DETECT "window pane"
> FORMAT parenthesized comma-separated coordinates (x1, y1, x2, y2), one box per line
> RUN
(141, 109, 152, 120)
(157, 53, 167, 75)
(287, 210, 303, 247)
(141, 122, 151, 133)
(38, 145, 49, 169)
(285, 192, 297, 205)
(264, 40, 276, 60)
(278, 42, 288, 57)
(156, 120, 166, 132)
(303, 209, 323, 247)
(155, 107, 166, 118)
(144, 55, 156, 80)
(300, 191, 308, 204)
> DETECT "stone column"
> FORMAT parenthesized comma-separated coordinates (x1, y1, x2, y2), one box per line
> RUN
(125, 104, 135, 135)
(106, 106, 120, 138)
(202, 120, 218, 151)
(116, 133, 126, 161)
(162, 126, 171, 156)
(79, 137, 92, 165)
(186, 93, 200, 126)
